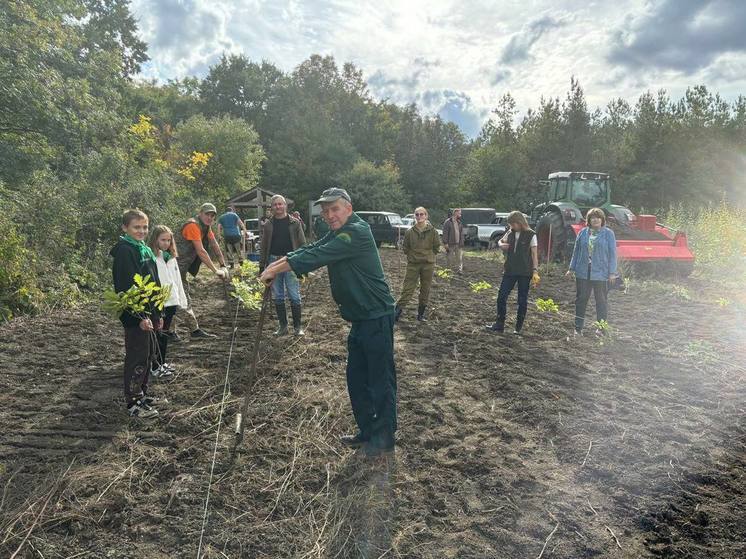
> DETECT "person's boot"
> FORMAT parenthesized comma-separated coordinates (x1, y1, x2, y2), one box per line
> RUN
(514, 312, 526, 335)
(340, 432, 369, 448)
(274, 302, 288, 336)
(417, 304, 427, 321)
(484, 316, 505, 333)
(290, 303, 304, 336)
(394, 305, 403, 322)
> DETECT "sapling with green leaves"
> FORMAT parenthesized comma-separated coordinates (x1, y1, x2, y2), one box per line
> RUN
(231, 260, 265, 310)
(103, 273, 171, 319)
(470, 280, 492, 293)
(535, 298, 560, 313)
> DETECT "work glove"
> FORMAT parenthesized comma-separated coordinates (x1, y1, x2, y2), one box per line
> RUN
(215, 267, 229, 280)
(531, 271, 541, 288)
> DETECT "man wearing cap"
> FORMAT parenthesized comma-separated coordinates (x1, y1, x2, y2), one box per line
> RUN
(172, 203, 229, 340)
(259, 188, 397, 457)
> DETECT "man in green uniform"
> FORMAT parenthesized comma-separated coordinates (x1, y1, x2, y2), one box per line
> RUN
(260, 188, 397, 456)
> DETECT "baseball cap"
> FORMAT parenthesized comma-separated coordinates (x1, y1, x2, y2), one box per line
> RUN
(199, 202, 217, 214)
(314, 187, 351, 206)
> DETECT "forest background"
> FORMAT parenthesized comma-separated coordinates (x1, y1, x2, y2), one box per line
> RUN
(2, 0, 746, 319)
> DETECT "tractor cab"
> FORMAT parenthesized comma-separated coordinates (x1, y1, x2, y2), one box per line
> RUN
(546, 171, 609, 211)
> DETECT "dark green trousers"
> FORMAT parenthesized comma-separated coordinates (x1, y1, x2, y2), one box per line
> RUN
(396, 262, 434, 308)
(346, 314, 397, 442)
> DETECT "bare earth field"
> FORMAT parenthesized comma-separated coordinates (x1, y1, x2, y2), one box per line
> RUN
(0, 249, 744, 558)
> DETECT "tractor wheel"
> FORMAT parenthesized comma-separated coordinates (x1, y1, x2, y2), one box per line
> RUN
(537, 211, 568, 262)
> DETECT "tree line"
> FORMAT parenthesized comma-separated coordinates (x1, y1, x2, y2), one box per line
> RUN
(2, 0, 745, 318)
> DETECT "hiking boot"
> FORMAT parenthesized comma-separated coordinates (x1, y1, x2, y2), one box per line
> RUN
(484, 322, 504, 333)
(340, 432, 369, 448)
(191, 329, 217, 339)
(394, 305, 403, 322)
(274, 302, 288, 336)
(128, 400, 159, 419)
(290, 303, 304, 336)
(417, 304, 427, 321)
(364, 432, 395, 457)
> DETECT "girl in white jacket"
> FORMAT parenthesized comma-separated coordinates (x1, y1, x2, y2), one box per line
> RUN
(149, 225, 188, 378)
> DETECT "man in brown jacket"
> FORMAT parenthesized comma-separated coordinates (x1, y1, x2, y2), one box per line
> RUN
(260, 194, 307, 335)
(442, 208, 465, 274)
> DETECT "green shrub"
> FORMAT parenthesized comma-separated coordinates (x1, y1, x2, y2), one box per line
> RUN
(0, 213, 43, 320)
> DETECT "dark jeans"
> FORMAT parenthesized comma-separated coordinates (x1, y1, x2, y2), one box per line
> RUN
(155, 306, 178, 366)
(496, 274, 531, 331)
(123, 325, 155, 405)
(346, 314, 397, 446)
(575, 278, 608, 332)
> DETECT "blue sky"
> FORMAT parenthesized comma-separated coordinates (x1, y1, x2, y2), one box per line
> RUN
(131, 0, 746, 137)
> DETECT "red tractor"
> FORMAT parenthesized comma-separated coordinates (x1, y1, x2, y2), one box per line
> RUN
(530, 172, 695, 276)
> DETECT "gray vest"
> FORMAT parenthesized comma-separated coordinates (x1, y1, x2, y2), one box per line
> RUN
(176, 217, 211, 277)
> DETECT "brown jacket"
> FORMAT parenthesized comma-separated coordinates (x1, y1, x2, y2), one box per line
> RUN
(260, 215, 306, 269)
(442, 217, 465, 247)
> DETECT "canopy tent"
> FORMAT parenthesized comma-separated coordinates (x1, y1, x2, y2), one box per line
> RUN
(226, 188, 294, 219)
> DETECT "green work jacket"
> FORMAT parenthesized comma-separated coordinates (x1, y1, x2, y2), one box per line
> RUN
(287, 213, 395, 322)
(403, 222, 440, 264)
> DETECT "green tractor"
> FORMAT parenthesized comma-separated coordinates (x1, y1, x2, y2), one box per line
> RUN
(530, 171, 695, 275)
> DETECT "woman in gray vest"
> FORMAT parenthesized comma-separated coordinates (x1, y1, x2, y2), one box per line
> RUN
(485, 211, 540, 334)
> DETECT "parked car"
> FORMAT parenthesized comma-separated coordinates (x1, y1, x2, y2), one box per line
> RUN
(401, 217, 415, 227)
(453, 208, 497, 245)
(356, 211, 409, 247)
(470, 212, 509, 248)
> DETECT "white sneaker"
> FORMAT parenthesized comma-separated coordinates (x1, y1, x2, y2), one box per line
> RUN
(150, 365, 174, 379)
(128, 401, 159, 419)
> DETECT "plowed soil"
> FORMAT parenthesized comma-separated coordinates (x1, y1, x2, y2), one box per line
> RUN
(1, 249, 744, 558)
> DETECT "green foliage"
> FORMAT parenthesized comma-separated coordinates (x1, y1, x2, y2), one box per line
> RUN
(535, 298, 560, 313)
(716, 297, 730, 308)
(102, 274, 170, 318)
(0, 211, 42, 320)
(469, 280, 492, 293)
(231, 261, 265, 310)
(435, 268, 453, 280)
(174, 115, 265, 200)
(336, 159, 408, 212)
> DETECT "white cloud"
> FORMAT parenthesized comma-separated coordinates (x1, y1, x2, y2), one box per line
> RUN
(130, 0, 746, 137)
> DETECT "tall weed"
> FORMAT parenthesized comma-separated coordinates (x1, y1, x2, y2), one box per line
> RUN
(665, 202, 746, 274)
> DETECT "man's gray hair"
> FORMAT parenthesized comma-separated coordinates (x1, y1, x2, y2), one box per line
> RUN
(270, 194, 286, 204)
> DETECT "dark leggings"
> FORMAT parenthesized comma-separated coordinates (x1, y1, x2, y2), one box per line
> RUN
(156, 306, 178, 366)
(574, 278, 608, 332)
